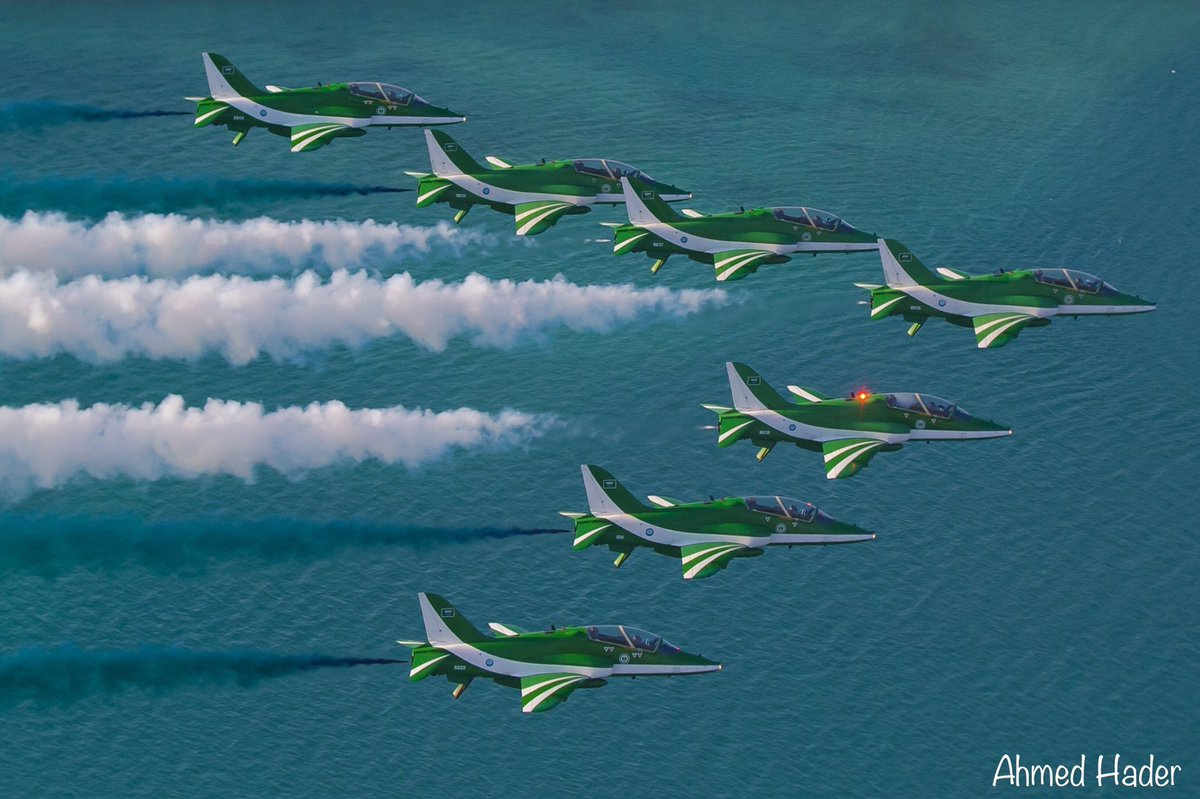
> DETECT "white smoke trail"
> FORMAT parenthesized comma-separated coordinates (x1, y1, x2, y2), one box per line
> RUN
(0, 397, 550, 492)
(0, 211, 492, 278)
(0, 270, 728, 364)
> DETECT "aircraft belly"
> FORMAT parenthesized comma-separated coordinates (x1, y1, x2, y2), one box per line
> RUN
(225, 97, 365, 128)
(611, 663, 718, 676)
(745, 409, 907, 445)
(770, 532, 874, 544)
(442, 643, 612, 679)
(904, 286, 1056, 319)
(445, 174, 591, 206)
(1059, 303, 1156, 315)
(907, 429, 1008, 440)
(603, 514, 765, 548)
(643, 224, 789, 255)
(792, 241, 879, 252)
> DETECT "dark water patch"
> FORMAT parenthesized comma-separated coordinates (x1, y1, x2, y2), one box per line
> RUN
(0, 101, 191, 131)
(0, 177, 410, 215)
(0, 645, 404, 709)
(0, 516, 564, 576)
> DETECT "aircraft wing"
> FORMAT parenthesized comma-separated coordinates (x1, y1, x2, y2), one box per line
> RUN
(711, 249, 777, 282)
(822, 438, 889, 480)
(520, 673, 597, 713)
(513, 200, 579, 236)
(680, 542, 750, 580)
(289, 122, 364, 153)
(973, 313, 1038, 349)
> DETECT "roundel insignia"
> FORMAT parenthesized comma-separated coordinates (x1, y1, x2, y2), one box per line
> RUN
(938, 299, 947, 307)
(1064, 294, 1076, 304)
(680, 236, 688, 243)
(376, 106, 386, 115)
(915, 419, 926, 429)
(645, 528, 654, 537)
(482, 187, 490, 195)
(802, 232, 812, 241)
(619, 653, 630, 663)
(775, 523, 787, 533)
(788, 423, 797, 431)
(601, 183, 611, 192)
(259, 110, 267, 117)
(485, 658, 494, 667)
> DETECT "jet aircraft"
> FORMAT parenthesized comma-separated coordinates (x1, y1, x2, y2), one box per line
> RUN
(858, 239, 1156, 348)
(605, 176, 878, 281)
(409, 130, 691, 236)
(398, 593, 720, 713)
(705, 362, 1011, 479)
(560, 465, 874, 580)
(189, 52, 464, 152)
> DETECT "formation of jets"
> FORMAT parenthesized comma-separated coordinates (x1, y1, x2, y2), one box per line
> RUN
(184, 52, 1158, 713)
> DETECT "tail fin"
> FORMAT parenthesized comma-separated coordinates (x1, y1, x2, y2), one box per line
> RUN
(425, 129, 485, 177)
(726, 362, 792, 411)
(879, 239, 941, 287)
(580, 465, 650, 515)
(621, 176, 683, 225)
(202, 53, 263, 100)
(418, 593, 488, 646)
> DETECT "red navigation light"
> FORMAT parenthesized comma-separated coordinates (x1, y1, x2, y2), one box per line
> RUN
(856, 390, 870, 402)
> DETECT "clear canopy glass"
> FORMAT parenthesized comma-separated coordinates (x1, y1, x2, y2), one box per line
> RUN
(586, 625, 663, 653)
(772, 207, 856, 232)
(1034, 268, 1103, 294)
(744, 496, 818, 522)
(348, 82, 418, 106)
(885, 392, 956, 419)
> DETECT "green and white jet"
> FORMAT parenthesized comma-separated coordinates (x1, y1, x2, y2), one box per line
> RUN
(189, 52, 464, 152)
(859, 239, 1157, 348)
(605, 176, 879, 281)
(408, 130, 691, 236)
(706, 362, 1012, 479)
(398, 593, 720, 713)
(560, 465, 875, 580)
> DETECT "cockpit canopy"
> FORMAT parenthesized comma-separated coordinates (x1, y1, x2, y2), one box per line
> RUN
(744, 495, 819, 522)
(348, 82, 421, 106)
(572, 158, 656, 183)
(586, 625, 677, 654)
(772, 207, 858, 233)
(1033, 268, 1107, 294)
(885, 392, 958, 419)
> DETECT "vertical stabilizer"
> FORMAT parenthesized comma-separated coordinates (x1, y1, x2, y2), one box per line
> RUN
(621, 177, 683, 225)
(425, 129, 485, 177)
(202, 52, 263, 100)
(879, 239, 941, 287)
(418, 593, 487, 646)
(726, 362, 791, 411)
(580, 465, 650, 515)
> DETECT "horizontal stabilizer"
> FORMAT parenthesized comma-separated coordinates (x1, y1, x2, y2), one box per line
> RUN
(485, 155, 514, 168)
(558, 511, 586, 518)
(701, 403, 732, 413)
(599, 221, 622, 228)
(646, 495, 679, 508)
(184, 96, 206, 102)
(404, 170, 430, 177)
(395, 639, 426, 648)
(488, 622, 525, 637)
(853, 282, 882, 290)
(680, 209, 705, 218)
(937, 267, 968, 280)
(264, 85, 289, 93)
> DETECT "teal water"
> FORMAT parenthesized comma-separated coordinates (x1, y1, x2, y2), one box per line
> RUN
(1, 2, 1197, 796)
